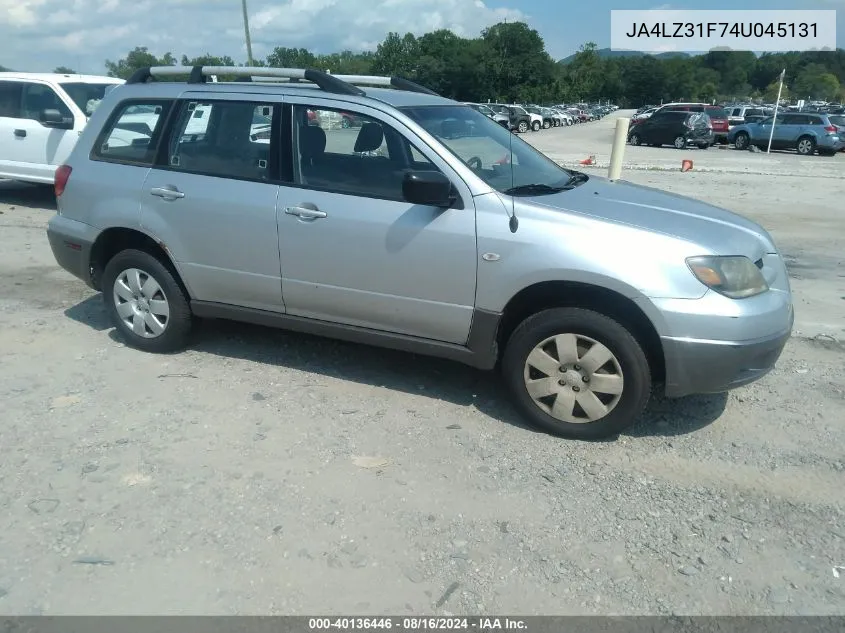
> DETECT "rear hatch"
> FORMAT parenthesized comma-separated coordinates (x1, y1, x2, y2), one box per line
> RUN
(704, 106, 729, 133)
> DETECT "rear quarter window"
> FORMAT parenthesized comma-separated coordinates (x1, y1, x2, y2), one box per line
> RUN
(91, 100, 173, 166)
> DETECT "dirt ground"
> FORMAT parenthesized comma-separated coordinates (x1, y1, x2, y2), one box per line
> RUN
(0, 112, 843, 616)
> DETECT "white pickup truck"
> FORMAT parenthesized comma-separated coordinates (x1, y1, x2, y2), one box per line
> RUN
(0, 72, 125, 184)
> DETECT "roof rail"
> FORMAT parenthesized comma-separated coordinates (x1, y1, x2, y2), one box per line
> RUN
(124, 65, 439, 97)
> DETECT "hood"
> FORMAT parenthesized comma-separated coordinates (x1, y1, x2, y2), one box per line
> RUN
(518, 175, 776, 261)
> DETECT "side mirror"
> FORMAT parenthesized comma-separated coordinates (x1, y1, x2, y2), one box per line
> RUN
(40, 109, 70, 128)
(402, 170, 454, 208)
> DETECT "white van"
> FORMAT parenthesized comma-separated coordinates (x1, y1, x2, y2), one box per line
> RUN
(0, 72, 124, 184)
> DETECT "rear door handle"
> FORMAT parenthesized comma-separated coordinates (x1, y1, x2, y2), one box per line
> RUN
(285, 206, 327, 220)
(150, 186, 185, 200)
(14, 129, 26, 138)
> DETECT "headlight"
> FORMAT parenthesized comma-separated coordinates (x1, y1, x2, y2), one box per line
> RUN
(686, 255, 769, 299)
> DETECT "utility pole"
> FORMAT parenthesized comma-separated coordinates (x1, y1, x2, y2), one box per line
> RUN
(241, 0, 254, 66)
(766, 68, 786, 154)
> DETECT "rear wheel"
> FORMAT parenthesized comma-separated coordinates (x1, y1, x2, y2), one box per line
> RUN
(673, 135, 687, 149)
(532, 120, 541, 132)
(543, 120, 551, 129)
(796, 136, 816, 156)
(502, 308, 652, 440)
(733, 132, 749, 150)
(628, 133, 641, 146)
(102, 249, 194, 353)
(518, 121, 529, 133)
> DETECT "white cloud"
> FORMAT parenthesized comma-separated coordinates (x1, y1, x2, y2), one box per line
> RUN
(0, 0, 526, 74)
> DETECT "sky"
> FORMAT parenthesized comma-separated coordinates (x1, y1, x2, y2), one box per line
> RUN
(1, 0, 844, 75)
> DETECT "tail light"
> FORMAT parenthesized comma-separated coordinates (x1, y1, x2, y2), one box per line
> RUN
(55, 164, 72, 197)
(824, 125, 837, 133)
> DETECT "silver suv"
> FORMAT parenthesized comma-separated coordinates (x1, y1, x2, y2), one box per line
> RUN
(46, 65, 794, 440)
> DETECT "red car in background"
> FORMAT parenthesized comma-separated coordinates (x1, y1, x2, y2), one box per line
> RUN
(650, 103, 730, 143)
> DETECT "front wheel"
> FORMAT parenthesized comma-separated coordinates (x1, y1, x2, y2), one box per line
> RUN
(102, 249, 194, 353)
(532, 121, 541, 132)
(502, 308, 652, 440)
(543, 120, 551, 129)
(733, 132, 749, 150)
(629, 133, 641, 146)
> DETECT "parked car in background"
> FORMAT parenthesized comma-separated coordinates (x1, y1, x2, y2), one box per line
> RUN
(0, 72, 124, 184)
(466, 103, 509, 129)
(490, 103, 531, 133)
(828, 114, 845, 150)
(46, 64, 794, 440)
(628, 110, 714, 149)
(525, 105, 552, 129)
(651, 103, 729, 143)
(630, 106, 659, 126)
(728, 112, 844, 155)
(727, 105, 772, 128)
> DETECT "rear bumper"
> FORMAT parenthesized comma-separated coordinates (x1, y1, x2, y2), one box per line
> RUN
(46, 215, 98, 289)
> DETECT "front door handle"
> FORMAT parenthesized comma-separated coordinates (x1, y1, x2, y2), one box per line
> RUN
(150, 186, 185, 200)
(285, 206, 327, 220)
(14, 129, 26, 138)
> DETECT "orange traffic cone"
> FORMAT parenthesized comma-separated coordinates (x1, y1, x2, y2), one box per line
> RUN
(681, 159, 693, 172)
(579, 155, 596, 165)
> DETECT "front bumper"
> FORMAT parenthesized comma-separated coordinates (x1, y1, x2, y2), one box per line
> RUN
(46, 215, 98, 289)
(661, 320, 792, 398)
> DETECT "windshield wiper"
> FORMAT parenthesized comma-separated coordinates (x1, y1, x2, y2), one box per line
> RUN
(563, 171, 589, 187)
(503, 183, 566, 196)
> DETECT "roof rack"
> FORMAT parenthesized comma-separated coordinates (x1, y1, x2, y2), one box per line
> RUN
(125, 65, 439, 97)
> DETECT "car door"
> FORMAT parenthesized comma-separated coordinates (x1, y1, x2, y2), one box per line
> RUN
(276, 99, 477, 345)
(636, 114, 660, 143)
(139, 94, 285, 313)
(14, 81, 82, 182)
(774, 113, 802, 148)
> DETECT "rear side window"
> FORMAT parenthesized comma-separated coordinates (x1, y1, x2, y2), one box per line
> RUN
(91, 100, 173, 165)
(0, 81, 24, 118)
(705, 107, 728, 118)
(164, 100, 276, 182)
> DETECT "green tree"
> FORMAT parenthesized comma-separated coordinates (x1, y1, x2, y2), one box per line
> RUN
(54, 66, 76, 74)
(794, 64, 841, 100)
(371, 32, 419, 76)
(481, 21, 555, 102)
(105, 47, 176, 79)
(762, 80, 789, 103)
(265, 47, 315, 69)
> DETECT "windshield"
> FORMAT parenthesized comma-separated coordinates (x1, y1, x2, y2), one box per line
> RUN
(401, 104, 575, 195)
(60, 82, 120, 116)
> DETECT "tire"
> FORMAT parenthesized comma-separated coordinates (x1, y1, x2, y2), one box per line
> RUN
(628, 133, 641, 146)
(517, 121, 529, 133)
(532, 120, 541, 132)
(341, 117, 351, 129)
(501, 307, 652, 440)
(543, 120, 551, 129)
(796, 136, 816, 156)
(673, 135, 687, 149)
(733, 132, 749, 150)
(102, 249, 194, 353)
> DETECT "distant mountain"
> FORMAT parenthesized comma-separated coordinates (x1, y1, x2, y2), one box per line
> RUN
(558, 48, 692, 64)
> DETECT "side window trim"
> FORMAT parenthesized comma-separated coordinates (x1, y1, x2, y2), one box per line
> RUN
(89, 98, 175, 167)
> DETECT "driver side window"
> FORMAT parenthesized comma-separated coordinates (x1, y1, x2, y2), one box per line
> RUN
(292, 105, 439, 200)
(21, 83, 73, 122)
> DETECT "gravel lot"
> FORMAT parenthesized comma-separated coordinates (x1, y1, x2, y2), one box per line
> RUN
(0, 111, 843, 616)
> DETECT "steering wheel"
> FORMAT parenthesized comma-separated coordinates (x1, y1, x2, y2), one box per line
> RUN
(466, 156, 483, 170)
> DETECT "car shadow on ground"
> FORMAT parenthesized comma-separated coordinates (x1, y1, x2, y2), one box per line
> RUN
(65, 295, 728, 439)
(0, 180, 57, 211)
